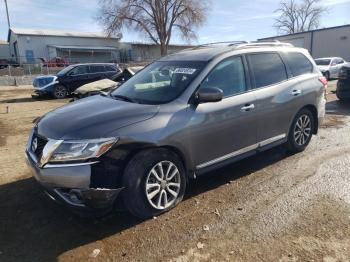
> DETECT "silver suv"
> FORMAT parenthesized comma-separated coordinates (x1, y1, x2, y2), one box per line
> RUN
(26, 42, 327, 219)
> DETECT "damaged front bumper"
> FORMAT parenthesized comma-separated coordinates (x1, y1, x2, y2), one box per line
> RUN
(25, 150, 123, 210)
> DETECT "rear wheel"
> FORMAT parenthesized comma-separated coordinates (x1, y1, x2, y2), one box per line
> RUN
(53, 85, 68, 99)
(122, 149, 186, 219)
(287, 108, 314, 153)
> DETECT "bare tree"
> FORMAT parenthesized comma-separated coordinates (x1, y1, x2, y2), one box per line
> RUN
(274, 0, 327, 34)
(98, 0, 209, 56)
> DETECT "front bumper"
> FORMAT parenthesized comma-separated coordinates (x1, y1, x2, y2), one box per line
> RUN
(25, 151, 123, 210)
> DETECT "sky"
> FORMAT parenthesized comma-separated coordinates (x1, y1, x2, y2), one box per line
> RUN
(0, 0, 349, 44)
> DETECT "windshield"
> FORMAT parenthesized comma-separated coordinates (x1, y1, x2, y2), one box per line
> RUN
(315, 59, 331, 66)
(111, 61, 205, 104)
(57, 65, 75, 76)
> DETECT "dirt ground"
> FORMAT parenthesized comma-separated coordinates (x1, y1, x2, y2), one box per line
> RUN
(1, 81, 350, 262)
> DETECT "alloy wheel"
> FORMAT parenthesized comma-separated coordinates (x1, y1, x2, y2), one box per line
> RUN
(55, 86, 67, 98)
(145, 161, 181, 210)
(294, 114, 312, 146)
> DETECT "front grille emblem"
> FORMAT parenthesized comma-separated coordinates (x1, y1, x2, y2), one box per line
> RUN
(32, 137, 38, 152)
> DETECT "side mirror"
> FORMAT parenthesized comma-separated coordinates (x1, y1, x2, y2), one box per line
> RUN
(195, 87, 223, 104)
(331, 62, 337, 66)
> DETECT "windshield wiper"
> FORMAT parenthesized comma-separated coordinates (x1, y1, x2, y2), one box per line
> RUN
(111, 94, 138, 103)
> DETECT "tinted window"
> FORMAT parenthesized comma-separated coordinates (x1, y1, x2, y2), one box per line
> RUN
(285, 52, 313, 77)
(105, 65, 117, 72)
(90, 65, 105, 73)
(315, 59, 331, 66)
(248, 53, 287, 88)
(70, 65, 89, 75)
(201, 56, 246, 97)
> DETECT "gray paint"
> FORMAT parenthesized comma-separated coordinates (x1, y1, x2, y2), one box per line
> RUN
(260, 25, 350, 61)
(26, 44, 326, 210)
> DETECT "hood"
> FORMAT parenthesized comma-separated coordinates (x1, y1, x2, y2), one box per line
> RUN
(37, 95, 159, 140)
(75, 79, 118, 95)
(34, 75, 56, 80)
(317, 65, 329, 72)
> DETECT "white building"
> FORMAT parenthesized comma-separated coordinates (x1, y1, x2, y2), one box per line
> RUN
(5, 28, 191, 64)
(259, 24, 350, 61)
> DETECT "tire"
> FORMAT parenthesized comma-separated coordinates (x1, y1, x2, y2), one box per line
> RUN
(53, 85, 68, 99)
(122, 148, 186, 219)
(286, 108, 315, 153)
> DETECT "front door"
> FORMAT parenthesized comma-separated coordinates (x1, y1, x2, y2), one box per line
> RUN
(187, 56, 257, 170)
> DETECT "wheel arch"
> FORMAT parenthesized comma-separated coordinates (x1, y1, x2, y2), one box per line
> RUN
(290, 105, 319, 135)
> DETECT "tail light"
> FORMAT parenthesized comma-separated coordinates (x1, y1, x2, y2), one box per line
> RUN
(319, 76, 328, 100)
(319, 76, 328, 87)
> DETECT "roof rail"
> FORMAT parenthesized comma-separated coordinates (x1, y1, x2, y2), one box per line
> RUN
(236, 40, 294, 48)
(199, 41, 248, 47)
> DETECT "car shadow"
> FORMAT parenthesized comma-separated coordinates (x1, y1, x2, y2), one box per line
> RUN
(326, 99, 350, 117)
(0, 145, 290, 262)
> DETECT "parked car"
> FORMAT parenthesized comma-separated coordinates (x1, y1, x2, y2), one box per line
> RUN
(39, 57, 70, 67)
(72, 66, 145, 100)
(315, 57, 347, 80)
(26, 42, 326, 219)
(336, 64, 350, 101)
(32, 63, 122, 99)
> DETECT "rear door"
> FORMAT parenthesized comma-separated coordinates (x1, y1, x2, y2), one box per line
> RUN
(247, 52, 308, 146)
(89, 65, 107, 82)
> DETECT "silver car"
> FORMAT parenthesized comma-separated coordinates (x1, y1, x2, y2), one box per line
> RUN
(26, 42, 327, 219)
(315, 57, 347, 80)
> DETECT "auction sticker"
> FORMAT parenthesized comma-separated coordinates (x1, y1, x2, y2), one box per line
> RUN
(174, 68, 197, 74)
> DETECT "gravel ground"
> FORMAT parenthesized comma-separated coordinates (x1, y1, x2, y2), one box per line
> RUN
(1, 81, 350, 262)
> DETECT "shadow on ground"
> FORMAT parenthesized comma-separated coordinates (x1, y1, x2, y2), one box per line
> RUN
(0, 146, 289, 262)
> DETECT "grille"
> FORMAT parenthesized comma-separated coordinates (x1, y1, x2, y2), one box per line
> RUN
(32, 134, 48, 159)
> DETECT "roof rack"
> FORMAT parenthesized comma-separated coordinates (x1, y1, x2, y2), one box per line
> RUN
(198, 41, 249, 47)
(236, 40, 294, 48)
(180, 40, 294, 53)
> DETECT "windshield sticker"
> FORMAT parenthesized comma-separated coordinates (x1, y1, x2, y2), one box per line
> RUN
(174, 68, 197, 75)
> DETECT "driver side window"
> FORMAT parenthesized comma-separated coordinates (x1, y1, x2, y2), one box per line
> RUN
(201, 56, 246, 97)
(69, 66, 88, 76)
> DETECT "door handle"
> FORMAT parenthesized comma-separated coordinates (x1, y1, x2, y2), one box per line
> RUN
(241, 104, 255, 112)
(291, 89, 302, 96)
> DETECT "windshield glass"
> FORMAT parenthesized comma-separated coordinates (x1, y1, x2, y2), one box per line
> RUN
(111, 61, 205, 104)
(57, 65, 75, 76)
(315, 59, 331, 66)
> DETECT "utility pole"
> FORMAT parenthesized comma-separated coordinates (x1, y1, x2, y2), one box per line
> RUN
(4, 0, 11, 29)
(4, 0, 12, 64)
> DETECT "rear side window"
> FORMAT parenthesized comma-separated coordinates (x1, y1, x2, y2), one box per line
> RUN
(284, 52, 313, 77)
(248, 53, 287, 88)
(90, 65, 106, 73)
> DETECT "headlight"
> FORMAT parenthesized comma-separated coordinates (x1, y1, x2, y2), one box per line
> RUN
(49, 137, 118, 163)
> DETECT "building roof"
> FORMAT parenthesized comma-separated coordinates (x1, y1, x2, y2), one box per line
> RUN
(259, 24, 350, 40)
(9, 28, 122, 40)
(48, 45, 118, 51)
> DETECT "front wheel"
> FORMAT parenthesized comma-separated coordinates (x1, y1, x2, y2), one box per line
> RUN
(53, 85, 68, 99)
(286, 108, 314, 153)
(122, 149, 186, 219)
